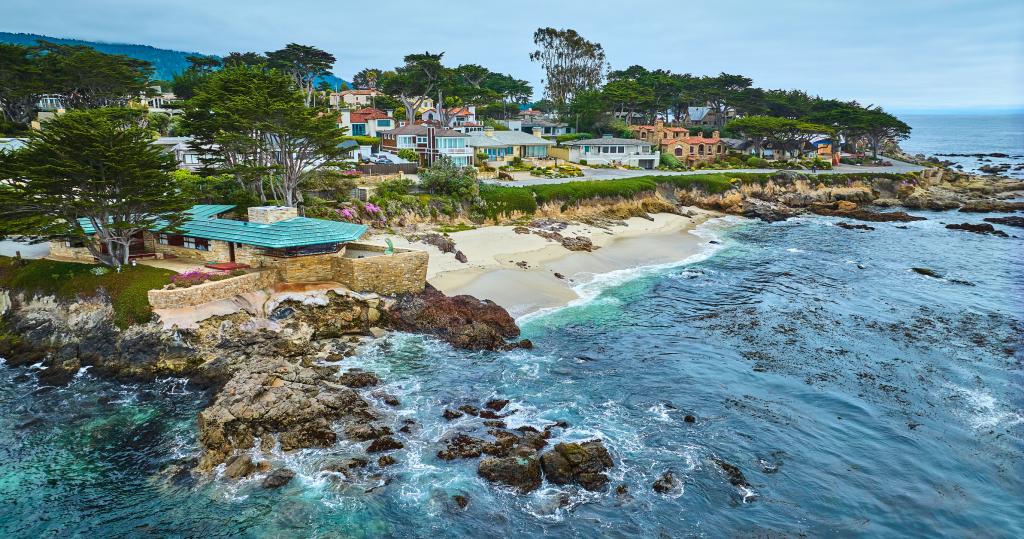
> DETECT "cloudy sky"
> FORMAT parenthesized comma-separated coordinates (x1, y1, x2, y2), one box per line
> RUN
(4, 0, 1022, 112)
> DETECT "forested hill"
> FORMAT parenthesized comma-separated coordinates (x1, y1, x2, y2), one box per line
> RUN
(0, 32, 350, 88)
(0, 32, 207, 81)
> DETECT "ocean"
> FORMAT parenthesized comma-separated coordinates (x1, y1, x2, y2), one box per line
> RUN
(900, 112, 1024, 178)
(1, 113, 1023, 537)
(2, 209, 1022, 537)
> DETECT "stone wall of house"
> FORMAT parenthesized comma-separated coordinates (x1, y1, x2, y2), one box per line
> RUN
(147, 270, 277, 310)
(152, 238, 231, 263)
(272, 252, 346, 283)
(48, 241, 96, 262)
(333, 243, 428, 295)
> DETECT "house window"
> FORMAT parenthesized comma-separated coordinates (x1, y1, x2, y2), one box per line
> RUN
(352, 123, 366, 136)
(524, 145, 547, 158)
(416, 136, 427, 144)
(183, 153, 199, 164)
(690, 146, 695, 154)
(582, 145, 589, 153)
(718, 144, 723, 153)
(674, 147, 683, 156)
(183, 236, 209, 251)
(698, 145, 704, 155)
(158, 233, 169, 245)
(64, 237, 86, 248)
(376, 119, 391, 127)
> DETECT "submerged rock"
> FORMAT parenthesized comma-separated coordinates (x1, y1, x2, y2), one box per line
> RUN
(911, 267, 941, 278)
(713, 458, 750, 488)
(809, 202, 926, 223)
(836, 222, 875, 231)
(262, 468, 296, 489)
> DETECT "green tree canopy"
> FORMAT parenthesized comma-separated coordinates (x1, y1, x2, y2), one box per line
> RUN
(0, 108, 188, 267)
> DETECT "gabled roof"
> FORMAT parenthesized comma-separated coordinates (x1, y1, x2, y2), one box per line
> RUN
(77, 204, 367, 248)
(466, 130, 555, 148)
(349, 107, 391, 124)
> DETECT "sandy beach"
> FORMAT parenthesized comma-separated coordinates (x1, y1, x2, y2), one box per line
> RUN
(383, 209, 719, 318)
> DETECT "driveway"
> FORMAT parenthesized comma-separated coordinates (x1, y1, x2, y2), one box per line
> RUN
(483, 156, 926, 187)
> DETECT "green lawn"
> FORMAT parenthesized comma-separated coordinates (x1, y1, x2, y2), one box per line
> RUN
(0, 256, 174, 328)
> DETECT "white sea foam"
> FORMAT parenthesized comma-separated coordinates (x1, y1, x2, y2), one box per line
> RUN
(786, 248, 805, 254)
(946, 383, 1024, 429)
(518, 217, 735, 324)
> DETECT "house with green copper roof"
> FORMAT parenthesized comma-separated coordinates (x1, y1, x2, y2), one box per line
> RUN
(54, 204, 370, 267)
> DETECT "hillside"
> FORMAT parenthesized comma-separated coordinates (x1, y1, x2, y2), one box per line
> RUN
(0, 32, 350, 87)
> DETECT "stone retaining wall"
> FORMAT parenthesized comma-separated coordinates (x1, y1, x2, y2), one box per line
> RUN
(147, 270, 277, 309)
(333, 243, 428, 295)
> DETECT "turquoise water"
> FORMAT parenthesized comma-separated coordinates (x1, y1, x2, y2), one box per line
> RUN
(2, 212, 1023, 537)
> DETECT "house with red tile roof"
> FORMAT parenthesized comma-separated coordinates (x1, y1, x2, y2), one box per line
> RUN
(634, 120, 725, 164)
(338, 107, 396, 136)
(329, 89, 383, 109)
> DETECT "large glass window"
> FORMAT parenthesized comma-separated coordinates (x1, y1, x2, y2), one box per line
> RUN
(352, 123, 366, 136)
(183, 236, 209, 251)
(524, 145, 547, 158)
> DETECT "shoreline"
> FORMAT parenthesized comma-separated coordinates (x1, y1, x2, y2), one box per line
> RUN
(383, 209, 721, 319)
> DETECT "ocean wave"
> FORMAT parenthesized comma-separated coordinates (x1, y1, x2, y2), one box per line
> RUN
(517, 216, 736, 324)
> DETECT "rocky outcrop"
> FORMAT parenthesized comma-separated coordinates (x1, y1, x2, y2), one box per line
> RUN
(984, 216, 1024, 228)
(539, 440, 614, 491)
(477, 446, 543, 493)
(196, 358, 375, 472)
(808, 202, 926, 223)
(959, 200, 1024, 213)
(945, 223, 1010, 238)
(387, 284, 524, 351)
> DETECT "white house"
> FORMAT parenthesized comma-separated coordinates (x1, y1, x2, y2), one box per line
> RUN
(337, 107, 396, 137)
(330, 89, 383, 109)
(563, 135, 660, 169)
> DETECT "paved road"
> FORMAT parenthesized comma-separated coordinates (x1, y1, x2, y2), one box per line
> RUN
(483, 156, 926, 187)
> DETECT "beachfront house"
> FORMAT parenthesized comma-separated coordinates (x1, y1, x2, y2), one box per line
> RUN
(661, 131, 726, 165)
(379, 124, 474, 166)
(562, 135, 660, 169)
(50, 205, 368, 266)
(466, 127, 554, 165)
(501, 109, 574, 136)
(338, 107, 396, 137)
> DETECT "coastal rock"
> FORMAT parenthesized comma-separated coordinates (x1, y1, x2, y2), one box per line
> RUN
(477, 446, 543, 493)
(437, 433, 486, 460)
(740, 199, 798, 222)
(809, 202, 926, 223)
(945, 223, 1009, 237)
(652, 471, 680, 494)
(958, 200, 1024, 213)
(366, 436, 404, 453)
(223, 455, 256, 479)
(196, 358, 373, 471)
(539, 440, 614, 491)
(337, 369, 379, 388)
(901, 187, 962, 210)
(262, 468, 296, 488)
(836, 222, 875, 231)
(983, 216, 1024, 228)
(911, 267, 942, 278)
(387, 284, 521, 351)
(485, 399, 510, 411)
(712, 458, 750, 488)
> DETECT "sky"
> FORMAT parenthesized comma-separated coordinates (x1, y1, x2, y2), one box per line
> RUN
(3, 0, 1022, 113)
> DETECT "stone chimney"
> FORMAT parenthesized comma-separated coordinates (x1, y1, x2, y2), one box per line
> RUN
(532, 127, 542, 137)
(386, 109, 393, 117)
(248, 206, 298, 224)
(712, 130, 720, 139)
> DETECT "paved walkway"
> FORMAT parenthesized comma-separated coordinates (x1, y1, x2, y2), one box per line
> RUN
(483, 156, 926, 187)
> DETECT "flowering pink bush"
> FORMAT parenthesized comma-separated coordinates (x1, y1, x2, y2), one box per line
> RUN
(340, 169, 361, 178)
(336, 208, 356, 220)
(364, 203, 381, 215)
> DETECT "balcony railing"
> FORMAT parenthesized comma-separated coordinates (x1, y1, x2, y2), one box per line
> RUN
(440, 147, 473, 154)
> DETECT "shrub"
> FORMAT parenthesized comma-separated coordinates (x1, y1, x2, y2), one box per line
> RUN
(660, 152, 682, 168)
(479, 184, 538, 218)
(419, 156, 479, 198)
(376, 178, 413, 199)
(396, 149, 420, 162)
